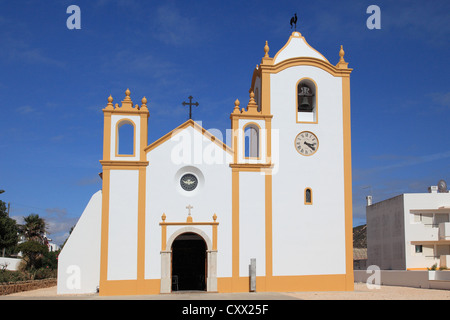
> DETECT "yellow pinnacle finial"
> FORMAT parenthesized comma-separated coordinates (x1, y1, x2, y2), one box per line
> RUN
(339, 45, 345, 62)
(264, 40, 269, 57)
(105, 95, 114, 110)
(213, 213, 217, 222)
(123, 88, 132, 102)
(233, 99, 241, 113)
(141, 96, 149, 112)
(161, 213, 166, 222)
(336, 45, 349, 69)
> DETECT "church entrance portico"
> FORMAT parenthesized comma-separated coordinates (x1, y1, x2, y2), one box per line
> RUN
(160, 220, 218, 293)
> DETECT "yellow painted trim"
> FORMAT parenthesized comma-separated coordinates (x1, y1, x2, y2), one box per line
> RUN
(265, 117, 272, 163)
(99, 160, 149, 169)
(265, 171, 273, 279)
(242, 121, 262, 160)
(342, 74, 354, 291)
(160, 221, 219, 226)
(139, 113, 148, 162)
(159, 215, 219, 252)
(304, 187, 313, 205)
(229, 163, 273, 172)
(261, 57, 352, 77)
(99, 169, 110, 291)
(217, 274, 348, 293)
(231, 169, 239, 290)
(137, 167, 146, 291)
(231, 120, 239, 164)
(99, 279, 160, 296)
(145, 119, 233, 155)
(161, 223, 167, 251)
(99, 273, 350, 296)
(102, 113, 112, 161)
(295, 77, 319, 124)
(115, 118, 136, 157)
(230, 113, 273, 120)
(212, 223, 218, 251)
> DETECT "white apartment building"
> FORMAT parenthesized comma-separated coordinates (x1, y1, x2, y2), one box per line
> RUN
(366, 181, 450, 270)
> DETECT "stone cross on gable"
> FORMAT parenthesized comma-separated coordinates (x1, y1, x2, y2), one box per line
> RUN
(186, 204, 194, 216)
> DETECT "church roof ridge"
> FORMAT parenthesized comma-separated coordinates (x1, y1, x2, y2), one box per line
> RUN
(144, 119, 233, 155)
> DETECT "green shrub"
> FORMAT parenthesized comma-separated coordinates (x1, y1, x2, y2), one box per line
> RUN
(0, 270, 29, 283)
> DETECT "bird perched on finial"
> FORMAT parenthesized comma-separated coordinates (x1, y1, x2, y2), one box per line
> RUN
(290, 13, 298, 30)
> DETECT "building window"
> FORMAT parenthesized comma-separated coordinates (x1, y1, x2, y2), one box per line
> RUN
(415, 245, 423, 254)
(305, 188, 313, 205)
(296, 78, 317, 123)
(244, 123, 260, 158)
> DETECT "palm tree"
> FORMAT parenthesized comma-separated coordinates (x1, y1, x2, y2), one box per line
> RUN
(21, 214, 47, 244)
(17, 214, 48, 271)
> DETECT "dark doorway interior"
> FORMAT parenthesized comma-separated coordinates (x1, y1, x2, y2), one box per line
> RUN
(171, 232, 206, 291)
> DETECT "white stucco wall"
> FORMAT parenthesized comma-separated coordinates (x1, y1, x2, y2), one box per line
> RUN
(270, 64, 346, 276)
(0, 258, 22, 271)
(144, 125, 233, 280)
(273, 32, 328, 64)
(239, 172, 266, 277)
(107, 170, 139, 280)
(57, 190, 102, 294)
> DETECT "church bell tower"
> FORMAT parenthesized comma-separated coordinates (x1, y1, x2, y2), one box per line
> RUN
(99, 89, 150, 295)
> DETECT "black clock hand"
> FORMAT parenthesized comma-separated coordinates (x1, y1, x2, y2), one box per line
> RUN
(304, 141, 316, 150)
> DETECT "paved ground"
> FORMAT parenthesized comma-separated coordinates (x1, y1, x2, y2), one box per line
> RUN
(2, 282, 450, 300)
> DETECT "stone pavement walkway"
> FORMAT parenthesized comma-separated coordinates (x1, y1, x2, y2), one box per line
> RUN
(1, 282, 450, 300)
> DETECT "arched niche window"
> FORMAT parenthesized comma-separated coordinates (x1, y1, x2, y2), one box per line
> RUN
(116, 119, 135, 156)
(297, 79, 317, 123)
(243, 123, 260, 159)
(305, 188, 313, 205)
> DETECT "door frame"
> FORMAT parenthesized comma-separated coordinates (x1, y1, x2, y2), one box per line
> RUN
(160, 226, 217, 293)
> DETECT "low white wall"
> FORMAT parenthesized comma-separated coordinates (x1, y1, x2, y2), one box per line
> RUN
(355, 270, 450, 290)
(0, 258, 22, 271)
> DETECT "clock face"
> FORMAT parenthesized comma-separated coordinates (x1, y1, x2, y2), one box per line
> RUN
(295, 131, 318, 156)
(180, 173, 198, 191)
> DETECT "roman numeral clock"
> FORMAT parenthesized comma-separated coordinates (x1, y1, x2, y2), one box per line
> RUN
(295, 131, 318, 156)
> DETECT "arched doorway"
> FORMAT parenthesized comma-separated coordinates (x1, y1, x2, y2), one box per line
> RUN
(171, 232, 207, 291)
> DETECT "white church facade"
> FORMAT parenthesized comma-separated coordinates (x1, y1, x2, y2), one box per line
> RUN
(57, 31, 354, 296)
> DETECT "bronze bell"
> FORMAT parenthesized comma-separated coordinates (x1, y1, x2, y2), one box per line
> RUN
(300, 96, 310, 110)
(299, 96, 313, 112)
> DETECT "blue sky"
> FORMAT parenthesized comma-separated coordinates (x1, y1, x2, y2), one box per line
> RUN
(0, 0, 449, 245)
